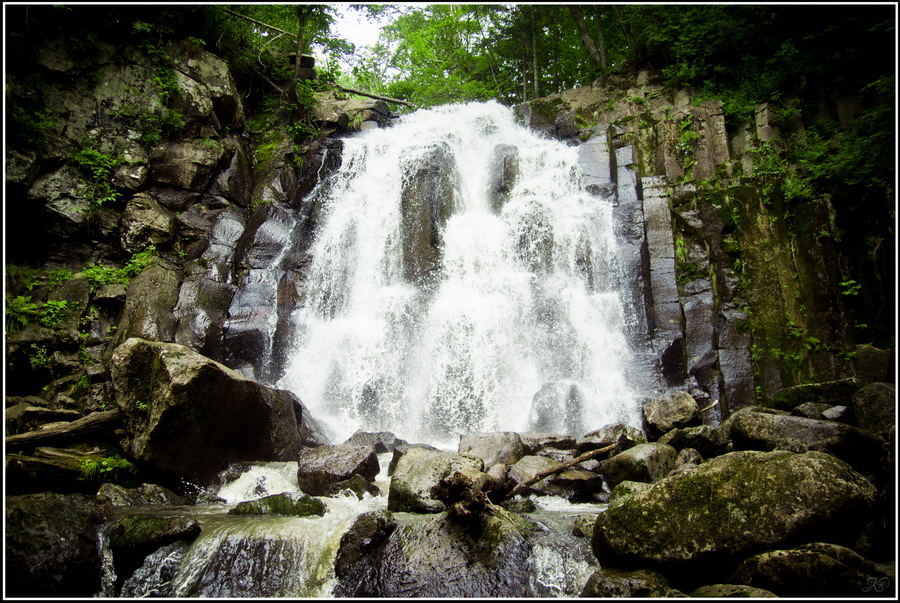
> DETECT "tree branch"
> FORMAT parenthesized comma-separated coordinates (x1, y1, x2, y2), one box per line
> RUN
(335, 85, 415, 108)
(6, 409, 122, 451)
(222, 7, 297, 38)
(504, 442, 617, 500)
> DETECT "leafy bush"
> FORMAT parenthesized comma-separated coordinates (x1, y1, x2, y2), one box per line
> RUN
(70, 146, 126, 208)
(79, 455, 137, 482)
(6, 295, 40, 333)
(80, 245, 158, 289)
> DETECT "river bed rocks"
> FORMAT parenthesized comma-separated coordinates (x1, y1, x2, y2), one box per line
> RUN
(5, 379, 897, 597)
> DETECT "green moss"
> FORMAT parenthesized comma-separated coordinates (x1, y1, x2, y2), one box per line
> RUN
(228, 492, 327, 517)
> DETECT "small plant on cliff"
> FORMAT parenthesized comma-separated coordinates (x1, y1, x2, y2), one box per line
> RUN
(71, 146, 126, 208)
(37, 299, 69, 329)
(79, 455, 137, 483)
(5, 295, 39, 333)
(80, 245, 159, 290)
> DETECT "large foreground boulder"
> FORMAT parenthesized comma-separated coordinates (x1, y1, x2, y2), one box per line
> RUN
(592, 450, 877, 587)
(5, 492, 101, 597)
(350, 510, 537, 597)
(730, 542, 890, 598)
(110, 338, 328, 483)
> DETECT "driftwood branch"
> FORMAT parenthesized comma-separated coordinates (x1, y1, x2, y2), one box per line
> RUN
(222, 7, 297, 38)
(6, 409, 122, 451)
(699, 399, 720, 413)
(335, 85, 415, 108)
(504, 442, 617, 500)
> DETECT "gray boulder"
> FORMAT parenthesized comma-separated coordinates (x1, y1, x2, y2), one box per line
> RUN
(296, 443, 380, 496)
(730, 542, 888, 598)
(599, 442, 677, 489)
(352, 510, 538, 597)
(729, 411, 886, 474)
(458, 431, 525, 467)
(576, 422, 646, 454)
(581, 568, 686, 597)
(110, 338, 328, 483)
(689, 584, 777, 597)
(5, 492, 101, 597)
(593, 451, 878, 581)
(852, 382, 895, 437)
(387, 447, 484, 513)
(119, 192, 175, 253)
(658, 424, 729, 458)
(642, 391, 701, 439)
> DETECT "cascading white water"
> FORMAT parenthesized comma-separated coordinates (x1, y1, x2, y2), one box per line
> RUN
(278, 101, 643, 448)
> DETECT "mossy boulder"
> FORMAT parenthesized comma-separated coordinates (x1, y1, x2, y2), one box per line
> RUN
(592, 450, 877, 586)
(227, 492, 326, 517)
(852, 382, 896, 437)
(350, 510, 537, 597)
(599, 442, 677, 489)
(729, 542, 888, 598)
(642, 391, 701, 439)
(729, 411, 886, 475)
(388, 447, 484, 513)
(109, 515, 201, 550)
(580, 567, 686, 597)
(769, 377, 862, 411)
(689, 584, 777, 597)
(5, 492, 101, 597)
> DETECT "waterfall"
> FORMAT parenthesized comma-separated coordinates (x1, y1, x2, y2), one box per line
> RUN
(278, 101, 644, 448)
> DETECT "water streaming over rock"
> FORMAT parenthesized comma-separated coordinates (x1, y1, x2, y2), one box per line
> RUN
(278, 101, 645, 448)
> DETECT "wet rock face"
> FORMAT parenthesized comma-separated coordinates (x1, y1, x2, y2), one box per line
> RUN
(399, 141, 460, 286)
(353, 511, 537, 597)
(592, 450, 878, 585)
(5, 492, 102, 598)
(110, 338, 328, 483)
(295, 443, 380, 496)
(388, 446, 484, 513)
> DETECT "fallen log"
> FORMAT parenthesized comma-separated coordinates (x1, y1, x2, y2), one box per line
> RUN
(335, 85, 415, 108)
(5, 409, 122, 451)
(504, 441, 617, 500)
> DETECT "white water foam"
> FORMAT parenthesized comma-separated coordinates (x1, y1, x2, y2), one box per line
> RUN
(278, 101, 643, 449)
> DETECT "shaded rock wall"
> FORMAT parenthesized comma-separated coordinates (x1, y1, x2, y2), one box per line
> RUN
(515, 70, 891, 417)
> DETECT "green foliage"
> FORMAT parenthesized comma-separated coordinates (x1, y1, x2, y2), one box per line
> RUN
(70, 146, 126, 208)
(9, 106, 59, 149)
(79, 455, 137, 483)
(80, 246, 158, 289)
(29, 346, 50, 368)
(6, 295, 40, 333)
(839, 279, 862, 296)
(5, 297, 69, 333)
(37, 300, 69, 329)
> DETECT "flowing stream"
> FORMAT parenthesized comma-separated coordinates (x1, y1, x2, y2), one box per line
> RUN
(278, 101, 644, 448)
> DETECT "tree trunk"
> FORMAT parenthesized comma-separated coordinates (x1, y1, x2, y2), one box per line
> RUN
(5, 409, 122, 451)
(611, 5, 637, 49)
(594, 5, 608, 69)
(568, 5, 605, 69)
(289, 6, 312, 107)
(529, 6, 541, 99)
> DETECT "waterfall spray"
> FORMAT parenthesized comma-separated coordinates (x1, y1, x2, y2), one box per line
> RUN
(278, 101, 643, 448)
